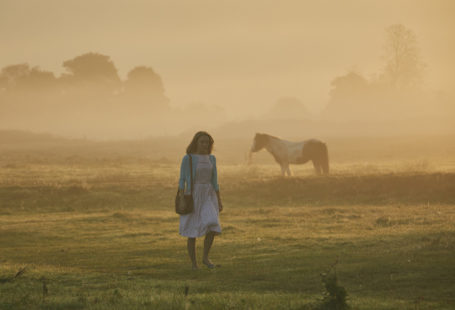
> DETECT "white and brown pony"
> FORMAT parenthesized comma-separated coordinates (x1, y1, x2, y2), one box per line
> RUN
(249, 133, 329, 176)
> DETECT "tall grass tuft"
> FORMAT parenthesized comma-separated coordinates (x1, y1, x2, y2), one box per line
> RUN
(317, 271, 349, 310)
(302, 260, 350, 310)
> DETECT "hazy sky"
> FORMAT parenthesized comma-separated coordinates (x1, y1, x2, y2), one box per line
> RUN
(1, 0, 454, 117)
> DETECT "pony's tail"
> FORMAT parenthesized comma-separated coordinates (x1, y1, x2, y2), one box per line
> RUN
(320, 143, 329, 175)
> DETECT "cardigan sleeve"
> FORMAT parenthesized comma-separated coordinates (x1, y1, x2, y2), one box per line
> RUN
(178, 155, 188, 190)
(211, 155, 220, 191)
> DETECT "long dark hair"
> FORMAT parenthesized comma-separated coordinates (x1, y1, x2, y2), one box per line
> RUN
(186, 131, 214, 154)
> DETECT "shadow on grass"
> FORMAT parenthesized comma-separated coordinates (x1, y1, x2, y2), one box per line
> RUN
(227, 172, 455, 206)
(1, 173, 454, 214)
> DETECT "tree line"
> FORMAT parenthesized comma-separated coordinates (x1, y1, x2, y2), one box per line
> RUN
(0, 24, 452, 138)
(0, 53, 226, 137)
(325, 24, 427, 120)
(0, 52, 169, 110)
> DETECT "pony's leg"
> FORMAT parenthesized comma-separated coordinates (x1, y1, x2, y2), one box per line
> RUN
(286, 165, 291, 176)
(312, 160, 322, 175)
(280, 164, 287, 176)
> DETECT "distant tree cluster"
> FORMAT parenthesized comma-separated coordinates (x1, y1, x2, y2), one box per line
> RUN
(264, 24, 448, 123)
(322, 24, 452, 122)
(0, 53, 173, 137)
(0, 52, 231, 138)
(0, 52, 168, 108)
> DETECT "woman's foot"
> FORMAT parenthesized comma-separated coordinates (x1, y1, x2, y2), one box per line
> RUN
(202, 259, 218, 269)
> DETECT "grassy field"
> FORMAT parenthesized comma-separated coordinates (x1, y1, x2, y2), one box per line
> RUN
(0, 159, 454, 310)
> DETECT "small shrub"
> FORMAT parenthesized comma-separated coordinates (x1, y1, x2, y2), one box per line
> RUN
(302, 262, 350, 310)
(317, 272, 349, 310)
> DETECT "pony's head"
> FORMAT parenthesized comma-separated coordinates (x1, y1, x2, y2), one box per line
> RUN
(250, 133, 269, 153)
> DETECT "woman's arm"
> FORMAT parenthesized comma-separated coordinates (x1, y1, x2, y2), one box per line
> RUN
(211, 155, 222, 211)
(210, 155, 220, 191)
(178, 155, 188, 191)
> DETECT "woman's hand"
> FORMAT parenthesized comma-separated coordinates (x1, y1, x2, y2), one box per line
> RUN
(216, 191, 223, 212)
(218, 199, 223, 212)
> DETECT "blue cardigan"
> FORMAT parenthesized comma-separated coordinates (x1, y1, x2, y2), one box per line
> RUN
(178, 154, 219, 192)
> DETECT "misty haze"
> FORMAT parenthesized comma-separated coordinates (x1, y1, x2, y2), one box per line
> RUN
(0, 1, 454, 309)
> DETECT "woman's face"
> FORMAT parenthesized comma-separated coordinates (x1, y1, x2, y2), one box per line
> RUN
(196, 135, 210, 154)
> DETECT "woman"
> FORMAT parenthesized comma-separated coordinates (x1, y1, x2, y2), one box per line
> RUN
(178, 131, 223, 269)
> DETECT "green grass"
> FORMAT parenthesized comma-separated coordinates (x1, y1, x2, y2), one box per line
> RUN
(0, 162, 454, 309)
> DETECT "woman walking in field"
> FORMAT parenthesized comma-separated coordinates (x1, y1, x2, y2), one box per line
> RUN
(178, 131, 223, 270)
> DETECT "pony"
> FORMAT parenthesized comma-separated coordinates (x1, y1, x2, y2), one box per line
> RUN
(249, 133, 329, 176)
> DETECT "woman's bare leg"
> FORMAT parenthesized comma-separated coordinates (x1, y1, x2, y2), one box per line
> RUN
(202, 232, 215, 267)
(187, 238, 198, 269)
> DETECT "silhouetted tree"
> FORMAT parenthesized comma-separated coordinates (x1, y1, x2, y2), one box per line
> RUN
(125, 66, 164, 93)
(382, 24, 424, 89)
(21, 68, 57, 91)
(61, 52, 121, 93)
(330, 72, 368, 101)
(0, 64, 56, 92)
(0, 64, 31, 90)
(266, 97, 309, 119)
(124, 66, 169, 109)
(323, 71, 370, 119)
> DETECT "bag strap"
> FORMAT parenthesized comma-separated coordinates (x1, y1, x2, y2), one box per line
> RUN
(189, 154, 194, 195)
